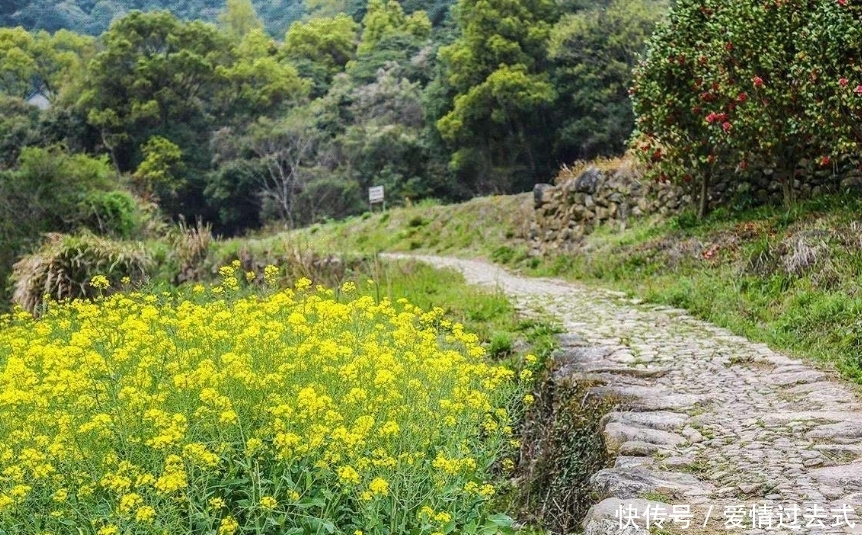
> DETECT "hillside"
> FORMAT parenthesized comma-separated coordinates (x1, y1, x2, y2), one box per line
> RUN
(1, 0, 303, 36)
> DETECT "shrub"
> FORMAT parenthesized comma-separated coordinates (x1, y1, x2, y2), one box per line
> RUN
(0, 271, 525, 534)
(10, 232, 152, 313)
(77, 190, 142, 238)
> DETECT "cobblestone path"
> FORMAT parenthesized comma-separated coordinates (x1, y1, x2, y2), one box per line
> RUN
(389, 254, 862, 535)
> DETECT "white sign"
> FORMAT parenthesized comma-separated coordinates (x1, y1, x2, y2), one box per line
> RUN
(369, 185, 385, 204)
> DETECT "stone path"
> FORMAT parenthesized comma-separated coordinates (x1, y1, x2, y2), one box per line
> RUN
(387, 254, 862, 535)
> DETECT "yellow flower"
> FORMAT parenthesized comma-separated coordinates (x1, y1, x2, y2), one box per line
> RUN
(341, 281, 356, 293)
(264, 265, 280, 285)
(209, 497, 226, 510)
(119, 492, 143, 513)
(135, 505, 156, 523)
(97, 526, 119, 535)
(337, 465, 361, 485)
(523, 393, 535, 405)
(259, 495, 277, 509)
(368, 477, 388, 496)
(90, 275, 110, 290)
(434, 511, 451, 523)
(295, 277, 312, 290)
(219, 515, 239, 535)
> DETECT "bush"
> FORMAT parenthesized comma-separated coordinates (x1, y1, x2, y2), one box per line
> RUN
(77, 190, 142, 238)
(0, 272, 523, 534)
(10, 232, 152, 313)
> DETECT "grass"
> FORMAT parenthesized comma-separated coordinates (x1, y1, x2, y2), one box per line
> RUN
(258, 189, 862, 385)
(230, 194, 533, 260)
(526, 193, 862, 382)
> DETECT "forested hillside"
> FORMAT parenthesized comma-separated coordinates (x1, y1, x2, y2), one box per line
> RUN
(2, 0, 301, 36)
(0, 0, 665, 302)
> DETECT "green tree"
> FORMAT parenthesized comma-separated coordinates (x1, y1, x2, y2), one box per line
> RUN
(216, 29, 310, 118)
(283, 14, 358, 96)
(0, 27, 37, 99)
(133, 135, 184, 198)
(435, 0, 558, 193)
(357, 0, 430, 55)
(77, 11, 232, 215)
(218, 0, 264, 40)
(547, 0, 665, 161)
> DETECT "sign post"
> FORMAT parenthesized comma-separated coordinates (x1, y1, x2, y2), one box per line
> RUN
(368, 185, 385, 212)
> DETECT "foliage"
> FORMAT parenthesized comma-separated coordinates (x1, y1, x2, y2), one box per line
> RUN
(134, 136, 185, 198)
(1, 0, 305, 37)
(0, 268, 532, 534)
(434, 0, 558, 193)
(9, 231, 152, 313)
(631, 0, 862, 216)
(283, 14, 358, 97)
(547, 0, 665, 161)
(218, 0, 263, 40)
(517, 377, 614, 533)
(77, 190, 143, 238)
(0, 0, 669, 245)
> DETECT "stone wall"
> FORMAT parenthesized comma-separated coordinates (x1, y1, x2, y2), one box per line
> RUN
(531, 158, 857, 253)
(531, 160, 689, 253)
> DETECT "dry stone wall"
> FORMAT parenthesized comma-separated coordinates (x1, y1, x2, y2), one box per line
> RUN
(531, 159, 857, 253)
(531, 161, 689, 253)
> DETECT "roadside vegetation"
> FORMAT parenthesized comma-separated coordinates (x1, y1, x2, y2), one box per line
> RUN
(284, 191, 862, 384)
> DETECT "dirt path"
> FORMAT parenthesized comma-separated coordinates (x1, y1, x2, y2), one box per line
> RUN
(387, 254, 862, 535)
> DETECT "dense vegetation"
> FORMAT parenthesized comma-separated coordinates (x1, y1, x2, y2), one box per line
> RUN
(0, 0, 664, 304)
(0, 257, 549, 533)
(632, 0, 862, 216)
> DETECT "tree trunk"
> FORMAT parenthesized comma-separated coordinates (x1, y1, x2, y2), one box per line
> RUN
(698, 172, 710, 219)
(780, 169, 796, 209)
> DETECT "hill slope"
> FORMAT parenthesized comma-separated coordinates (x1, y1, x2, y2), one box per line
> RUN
(1, 0, 303, 36)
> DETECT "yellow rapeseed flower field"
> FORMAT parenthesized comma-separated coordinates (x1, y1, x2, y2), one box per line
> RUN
(0, 265, 527, 534)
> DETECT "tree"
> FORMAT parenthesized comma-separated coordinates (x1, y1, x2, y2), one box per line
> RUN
(0, 27, 37, 99)
(357, 0, 430, 55)
(244, 111, 319, 226)
(218, 0, 264, 40)
(547, 0, 665, 161)
(133, 135, 184, 198)
(434, 0, 558, 193)
(216, 29, 310, 118)
(631, 0, 739, 217)
(631, 0, 854, 214)
(283, 14, 358, 96)
(77, 11, 233, 218)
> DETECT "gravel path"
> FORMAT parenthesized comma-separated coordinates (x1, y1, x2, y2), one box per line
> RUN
(387, 254, 862, 535)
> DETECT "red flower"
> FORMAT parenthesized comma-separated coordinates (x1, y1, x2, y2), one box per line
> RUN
(722, 121, 732, 133)
(706, 112, 718, 123)
(838, 0, 847, 6)
(839, 77, 849, 87)
(820, 155, 831, 166)
(737, 92, 748, 102)
(856, 85, 862, 95)
(753, 76, 764, 88)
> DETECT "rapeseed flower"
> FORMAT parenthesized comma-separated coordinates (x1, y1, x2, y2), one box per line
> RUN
(0, 270, 521, 533)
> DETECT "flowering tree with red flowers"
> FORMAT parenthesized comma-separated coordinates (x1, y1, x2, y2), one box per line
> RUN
(632, 0, 862, 216)
(798, 0, 862, 172)
(630, 0, 737, 218)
